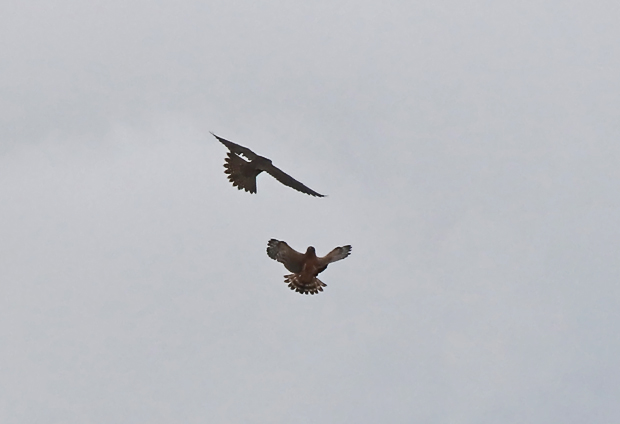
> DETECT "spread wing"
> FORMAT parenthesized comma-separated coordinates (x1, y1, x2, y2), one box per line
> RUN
(211, 132, 258, 161)
(267, 239, 306, 273)
(264, 163, 325, 197)
(317, 245, 352, 268)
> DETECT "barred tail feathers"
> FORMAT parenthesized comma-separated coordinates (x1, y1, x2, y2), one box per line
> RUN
(283, 274, 327, 295)
(224, 152, 258, 193)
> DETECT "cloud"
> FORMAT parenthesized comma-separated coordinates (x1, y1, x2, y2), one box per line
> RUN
(1, 0, 619, 422)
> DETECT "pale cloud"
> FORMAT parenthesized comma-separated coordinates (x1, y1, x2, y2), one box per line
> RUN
(1, 0, 619, 422)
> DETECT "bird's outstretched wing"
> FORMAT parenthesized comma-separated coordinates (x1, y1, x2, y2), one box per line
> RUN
(210, 132, 258, 161)
(317, 245, 352, 267)
(267, 239, 306, 273)
(264, 164, 325, 197)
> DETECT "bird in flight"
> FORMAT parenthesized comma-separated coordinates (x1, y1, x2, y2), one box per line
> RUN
(267, 239, 351, 295)
(211, 132, 325, 197)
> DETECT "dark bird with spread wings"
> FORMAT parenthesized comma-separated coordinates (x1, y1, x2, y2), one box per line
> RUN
(267, 239, 351, 295)
(211, 132, 325, 197)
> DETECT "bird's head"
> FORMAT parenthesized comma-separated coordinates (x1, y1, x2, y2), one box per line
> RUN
(306, 246, 316, 256)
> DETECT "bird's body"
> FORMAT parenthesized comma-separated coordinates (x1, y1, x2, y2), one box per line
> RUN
(211, 132, 325, 197)
(267, 239, 351, 294)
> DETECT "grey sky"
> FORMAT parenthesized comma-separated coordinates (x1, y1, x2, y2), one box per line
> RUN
(1, 0, 619, 422)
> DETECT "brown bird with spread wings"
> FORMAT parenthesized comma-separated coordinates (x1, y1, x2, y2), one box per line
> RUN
(267, 239, 351, 294)
(211, 132, 325, 197)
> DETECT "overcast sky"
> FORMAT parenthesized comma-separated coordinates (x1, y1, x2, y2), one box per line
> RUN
(1, 0, 619, 422)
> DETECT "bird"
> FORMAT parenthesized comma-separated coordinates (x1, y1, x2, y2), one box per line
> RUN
(211, 132, 325, 197)
(266, 239, 351, 295)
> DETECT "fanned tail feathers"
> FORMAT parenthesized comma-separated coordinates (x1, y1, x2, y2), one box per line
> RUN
(283, 274, 326, 295)
(224, 152, 258, 193)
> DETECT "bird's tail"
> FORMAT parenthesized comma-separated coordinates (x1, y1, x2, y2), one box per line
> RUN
(283, 274, 327, 295)
(224, 152, 258, 193)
